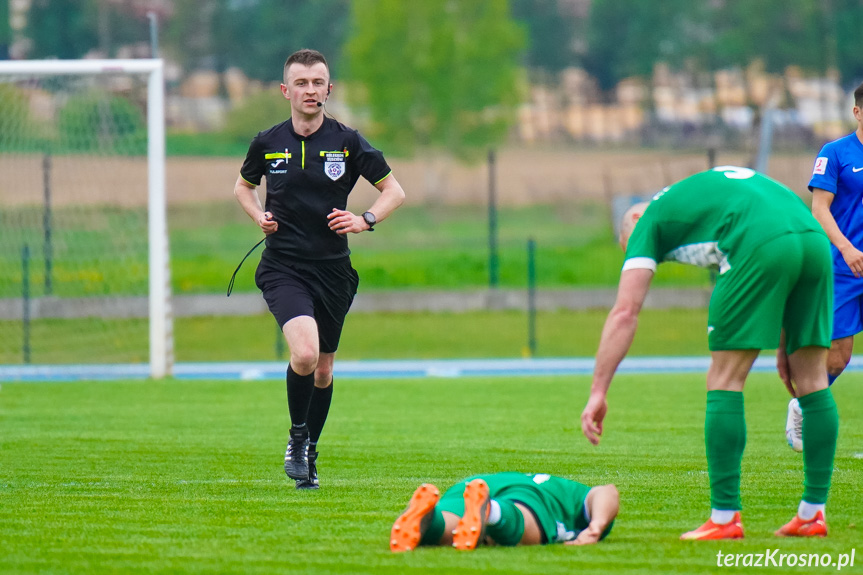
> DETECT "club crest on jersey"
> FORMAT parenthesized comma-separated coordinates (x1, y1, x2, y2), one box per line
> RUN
(322, 150, 346, 181)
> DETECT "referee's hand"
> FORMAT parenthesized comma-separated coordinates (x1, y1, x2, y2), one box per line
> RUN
(257, 211, 278, 235)
(327, 208, 367, 234)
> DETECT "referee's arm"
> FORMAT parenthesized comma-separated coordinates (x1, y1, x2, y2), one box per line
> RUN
(367, 173, 406, 224)
(234, 176, 278, 235)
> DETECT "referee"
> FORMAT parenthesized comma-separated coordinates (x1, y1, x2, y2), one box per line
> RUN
(233, 49, 405, 489)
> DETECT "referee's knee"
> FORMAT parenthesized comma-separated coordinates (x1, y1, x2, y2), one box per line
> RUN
(290, 349, 319, 375)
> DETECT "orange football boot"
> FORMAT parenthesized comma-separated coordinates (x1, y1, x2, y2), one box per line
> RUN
(452, 479, 491, 550)
(775, 511, 827, 537)
(390, 484, 441, 552)
(680, 512, 744, 540)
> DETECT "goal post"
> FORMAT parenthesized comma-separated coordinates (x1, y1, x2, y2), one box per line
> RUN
(0, 59, 172, 378)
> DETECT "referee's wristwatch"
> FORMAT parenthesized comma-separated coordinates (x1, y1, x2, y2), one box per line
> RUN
(362, 211, 376, 231)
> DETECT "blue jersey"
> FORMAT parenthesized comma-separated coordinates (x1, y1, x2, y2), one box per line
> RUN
(809, 133, 863, 276)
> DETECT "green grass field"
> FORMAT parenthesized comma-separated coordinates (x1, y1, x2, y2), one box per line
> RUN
(0, 308, 711, 364)
(2, 374, 861, 574)
(1, 202, 712, 298)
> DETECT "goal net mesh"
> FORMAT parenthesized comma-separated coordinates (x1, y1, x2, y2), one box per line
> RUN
(0, 71, 152, 365)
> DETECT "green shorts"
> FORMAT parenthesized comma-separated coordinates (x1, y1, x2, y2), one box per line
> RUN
(708, 231, 833, 354)
(437, 472, 607, 544)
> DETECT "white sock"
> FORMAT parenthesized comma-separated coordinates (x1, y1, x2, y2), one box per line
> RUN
(487, 499, 501, 525)
(711, 509, 738, 525)
(790, 398, 802, 415)
(798, 501, 825, 521)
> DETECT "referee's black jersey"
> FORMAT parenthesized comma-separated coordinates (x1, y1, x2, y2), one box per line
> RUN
(240, 117, 392, 262)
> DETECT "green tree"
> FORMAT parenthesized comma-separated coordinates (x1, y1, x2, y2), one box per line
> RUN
(828, 0, 863, 85)
(0, 0, 10, 59)
(705, 0, 823, 73)
(510, 0, 581, 74)
(164, 0, 349, 81)
(25, 0, 99, 59)
(584, 0, 708, 91)
(346, 0, 525, 157)
(25, 0, 151, 59)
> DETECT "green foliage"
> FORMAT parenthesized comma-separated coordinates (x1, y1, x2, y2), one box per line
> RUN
(164, 0, 350, 80)
(585, 0, 710, 91)
(706, 0, 823, 73)
(222, 89, 290, 144)
(25, 0, 98, 59)
(511, 0, 581, 73)
(0, 0, 10, 48)
(0, 308, 710, 364)
(346, 0, 525, 158)
(0, 84, 34, 150)
(1, 376, 861, 574)
(0, 202, 711, 299)
(830, 0, 863, 84)
(166, 131, 253, 157)
(57, 92, 147, 154)
(583, 0, 863, 90)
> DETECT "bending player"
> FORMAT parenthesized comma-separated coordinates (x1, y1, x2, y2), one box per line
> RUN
(390, 472, 618, 552)
(581, 167, 837, 539)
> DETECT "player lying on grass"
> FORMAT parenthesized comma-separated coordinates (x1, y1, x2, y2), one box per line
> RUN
(581, 166, 838, 540)
(389, 472, 618, 552)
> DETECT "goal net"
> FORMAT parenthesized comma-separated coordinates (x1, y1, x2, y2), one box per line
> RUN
(0, 60, 172, 378)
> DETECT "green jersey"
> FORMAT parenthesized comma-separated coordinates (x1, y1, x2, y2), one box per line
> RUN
(624, 166, 824, 274)
(438, 472, 597, 543)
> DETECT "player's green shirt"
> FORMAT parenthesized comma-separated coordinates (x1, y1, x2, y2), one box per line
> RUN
(624, 166, 824, 274)
(446, 472, 595, 543)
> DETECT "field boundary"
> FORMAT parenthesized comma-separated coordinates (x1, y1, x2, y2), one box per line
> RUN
(4, 355, 862, 382)
(0, 287, 712, 320)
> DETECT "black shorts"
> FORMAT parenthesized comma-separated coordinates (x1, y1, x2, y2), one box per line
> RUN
(255, 250, 359, 353)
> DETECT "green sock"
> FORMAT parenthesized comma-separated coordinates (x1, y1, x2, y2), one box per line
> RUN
(419, 507, 446, 546)
(798, 388, 838, 504)
(705, 390, 746, 510)
(485, 499, 524, 546)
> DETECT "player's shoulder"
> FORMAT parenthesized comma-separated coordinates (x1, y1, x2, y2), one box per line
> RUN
(324, 116, 360, 137)
(819, 132, 858, 155)
(255, 119, 293, 141)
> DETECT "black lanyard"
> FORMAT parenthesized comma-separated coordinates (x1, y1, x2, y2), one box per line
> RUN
(226, 237, 266, 296)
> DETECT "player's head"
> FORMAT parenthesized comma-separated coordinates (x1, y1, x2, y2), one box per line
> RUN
(854, 82, 863, 127)
(281, 49, 332, 111)
(283, 49, 330, 84)
(619, 202, 649, 251)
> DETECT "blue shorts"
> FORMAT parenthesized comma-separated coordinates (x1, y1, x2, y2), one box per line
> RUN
(832, 272, 863, 340)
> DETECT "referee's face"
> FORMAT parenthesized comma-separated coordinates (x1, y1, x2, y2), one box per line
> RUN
(281, 62, 331, 116)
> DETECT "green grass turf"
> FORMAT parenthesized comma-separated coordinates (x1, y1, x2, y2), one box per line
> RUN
(0, 308, 710, 364)
(1, 374, 861, 574)
(0, 202, 712, 298)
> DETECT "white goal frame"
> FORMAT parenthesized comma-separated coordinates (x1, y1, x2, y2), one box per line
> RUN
(0, 59, 173, 378)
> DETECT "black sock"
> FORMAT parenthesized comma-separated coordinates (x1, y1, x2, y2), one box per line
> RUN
(286, 365, 315, 427)
(307, 380, 333, 444)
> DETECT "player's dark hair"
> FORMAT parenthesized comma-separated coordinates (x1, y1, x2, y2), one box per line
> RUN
(283, 49, 329, 83)
(855, 82, 863, 108)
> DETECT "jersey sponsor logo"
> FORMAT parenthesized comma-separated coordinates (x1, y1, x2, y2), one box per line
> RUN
(265, 151, 290, 172)
(664, 242, 730, 274)
(713, 165, 755, 179)
(813, 157, 828, 175)
(553, 520, 578, 543)
(853, 166, 863, 173)
(323, 150, 346, 181)
(532, 473, 551, 484)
